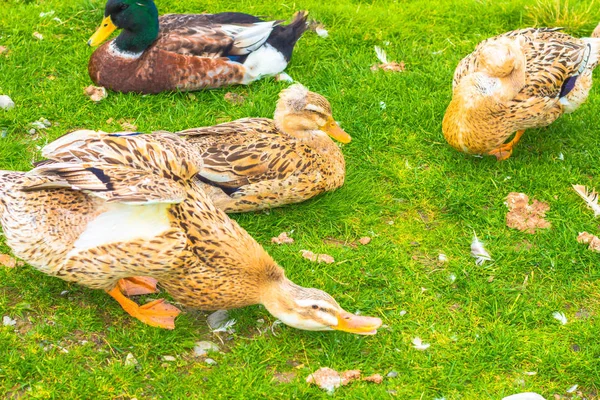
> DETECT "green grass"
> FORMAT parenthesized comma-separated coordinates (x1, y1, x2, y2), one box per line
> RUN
(1, 0, 600, 398)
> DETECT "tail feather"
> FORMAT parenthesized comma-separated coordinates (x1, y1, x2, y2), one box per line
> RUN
(267, 11, 309, 61)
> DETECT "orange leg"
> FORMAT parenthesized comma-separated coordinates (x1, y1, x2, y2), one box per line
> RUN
(118, 276, 159, 296)
(106, 286, 181, 329)
(488, 130, 525, 161)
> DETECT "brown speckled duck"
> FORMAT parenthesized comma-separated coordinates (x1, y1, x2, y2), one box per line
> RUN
(443, 28, 600, 160)
(177, 84, 351, 212)
(0, 130, 381, 334)
(87, 0, 308, 93)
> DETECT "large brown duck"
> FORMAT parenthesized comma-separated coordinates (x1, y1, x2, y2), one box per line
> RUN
(0, 130, 381, 334)
(87, 0, 308, 93)
(443, 27, 600, 160)
(177, 84, 351, 212)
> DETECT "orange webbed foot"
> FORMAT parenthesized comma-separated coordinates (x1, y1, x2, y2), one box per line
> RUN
(106, 286, 181, 329)
(488, 145, 514, 161)
(118, 276, 159, 296)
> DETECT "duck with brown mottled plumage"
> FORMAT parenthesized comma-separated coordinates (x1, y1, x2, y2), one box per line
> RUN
(443, 27, 600, 160)
(177, 84, 351, 213)
(0, 130, 381, 334)
(87, 0, 308, 94)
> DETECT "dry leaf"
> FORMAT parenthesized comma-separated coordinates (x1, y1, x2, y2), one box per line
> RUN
(576, 232, 600, 252)
(363, 374, 383, 384)
(273, 371, 296, 384)
(271, 232, 294, 245)
(306, 367, 343, 393)
(306, 368, 362, 392)
(340, 370, 361, 385)
(301, 250, 334, 263)
(300, 250, 317, 261)
(572, 185, 600, 217)
(224, 92, 246, 105)
(0, 254, 16, 268)
(33, 32, 43, 40)
(317, 254, 335, 264)
(371, 46, 405, 72)
(106, 117, 114, 124)
(358, 236, 371, 245)
(0, 46, 7, 55)
(84, 85, 107, 102)
(118, 119, 137, 131)
(505, 192, 551, 234)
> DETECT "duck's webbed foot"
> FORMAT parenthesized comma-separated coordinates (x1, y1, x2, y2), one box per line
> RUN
(487, 130, 525, 161)
(106, 286, 181, 329)
(118, 276, 159, 296)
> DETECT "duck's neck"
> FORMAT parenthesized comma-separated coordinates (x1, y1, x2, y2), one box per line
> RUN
(260, 277, 305, 320)
(274, 112, 335, 151)
(114, 9, 159, 54)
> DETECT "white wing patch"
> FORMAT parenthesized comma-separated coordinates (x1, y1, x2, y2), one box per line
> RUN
(70, 202, 171, 254)
(242, 44, 288, 82)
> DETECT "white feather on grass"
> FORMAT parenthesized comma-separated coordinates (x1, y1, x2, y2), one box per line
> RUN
(552, 311, 568, 325)
(412, 337, 430, 350)
(572, 184, 600, 217)
(471, 232, 492, 266)
(374, 46, 388, 64)
(207, 310, 236, 333)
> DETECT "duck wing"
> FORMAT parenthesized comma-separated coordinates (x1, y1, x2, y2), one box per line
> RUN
(454, 28, 592, 99)
(177, 118, 303, 195)
(39, 130, 202, 181)
(156, 13, 277, 58)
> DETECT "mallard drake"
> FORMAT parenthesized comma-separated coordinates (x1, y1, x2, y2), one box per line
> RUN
(87, 0, 308, 93)
(0, 130, 381, 334)
(176, 84, 351, 213)
(442, 28, 600, 160)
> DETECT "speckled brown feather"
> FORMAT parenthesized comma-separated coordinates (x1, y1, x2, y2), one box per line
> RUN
(0, 131, 286, 310)
(443, 28, 600, 155)
(177, 116, 346, 213)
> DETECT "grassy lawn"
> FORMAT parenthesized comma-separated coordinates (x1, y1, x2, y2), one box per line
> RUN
(2, 0, 600, 398)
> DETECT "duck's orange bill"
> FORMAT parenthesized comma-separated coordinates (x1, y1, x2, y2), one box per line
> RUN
(321, 117, 352, 144)
(88, 16, 117, 46)
(334, 311, 382, 335)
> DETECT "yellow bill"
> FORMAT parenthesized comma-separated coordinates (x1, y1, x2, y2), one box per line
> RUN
(334, 310, 382, 335)
(321, 117, 351, 144)
(88, 16, 117, 46)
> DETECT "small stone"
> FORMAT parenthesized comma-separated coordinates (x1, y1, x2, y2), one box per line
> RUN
(124, 352, 138, 367)
(33, 32, 43, 40)
(60, 290, 69, 296)
(28, 129, 36, 135)
(358, 237, 371, 245)
(273, 371, 296, 384)
(0, 95, 15, 110)
(386, 371, 398, 378)
(205, 358, 217, 365)
(3, 316, 17, 326)
(163, 355, 176, 362)
(193, 341, 219, 357)
(31, 121, 47, 129)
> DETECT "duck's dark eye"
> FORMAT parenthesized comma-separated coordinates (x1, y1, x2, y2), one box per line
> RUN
(311, 305, 319, 310)
(120, 3, 129, 10)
